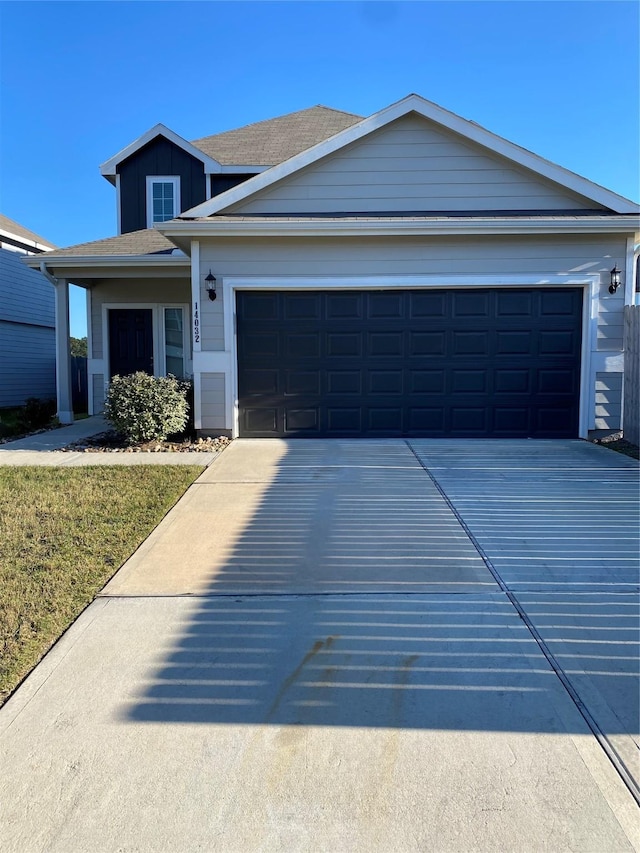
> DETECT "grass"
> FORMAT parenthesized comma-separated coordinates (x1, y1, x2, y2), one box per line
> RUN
(0, 465, 203, 705)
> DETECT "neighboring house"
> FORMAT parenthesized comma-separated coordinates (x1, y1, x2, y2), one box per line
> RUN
(0, 215, 56, 408)
(25, 95, 640, 437)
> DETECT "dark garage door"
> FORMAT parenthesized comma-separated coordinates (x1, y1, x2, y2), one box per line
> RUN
(237, 288, 582, 438)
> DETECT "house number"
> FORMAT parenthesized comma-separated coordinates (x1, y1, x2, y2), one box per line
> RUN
(193, 301, 200, 343)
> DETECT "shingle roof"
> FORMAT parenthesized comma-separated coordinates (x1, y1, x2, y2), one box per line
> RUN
(0, 214, 56, 249)
(38, 228, 176, 259)
(191, 106, 363, 166)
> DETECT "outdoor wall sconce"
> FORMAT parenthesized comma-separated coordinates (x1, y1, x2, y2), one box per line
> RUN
(609, 264, 622, 294)
(204, 270, 217, 301)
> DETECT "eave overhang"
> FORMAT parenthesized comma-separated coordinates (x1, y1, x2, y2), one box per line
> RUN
(158, 214, 640, 241)
(22, 253, 190, 285)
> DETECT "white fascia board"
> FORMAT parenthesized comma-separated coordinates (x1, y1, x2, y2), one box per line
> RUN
(100, 123, 222, 177)
(23, 254, 189, 272)
(181, 93, 639, 219)
(0, 227, 55, 252)
(158, 215, 640, 238)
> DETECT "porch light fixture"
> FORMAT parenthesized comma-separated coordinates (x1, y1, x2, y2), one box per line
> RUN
(609, 264, 622, 294)
(204, 270, 217, 301)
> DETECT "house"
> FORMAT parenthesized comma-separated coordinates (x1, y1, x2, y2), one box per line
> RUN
(0, 214, 56, 408)
(25, 95, 640, 438)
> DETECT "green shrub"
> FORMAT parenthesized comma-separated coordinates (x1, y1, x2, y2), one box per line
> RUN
(19, 398, 57, 431)
(104, 373, 188, 443)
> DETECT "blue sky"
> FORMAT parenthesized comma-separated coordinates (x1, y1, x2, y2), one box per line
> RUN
(1, 0, 638, 336)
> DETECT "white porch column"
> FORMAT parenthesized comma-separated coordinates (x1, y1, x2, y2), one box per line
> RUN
(54, 278, 74, 423)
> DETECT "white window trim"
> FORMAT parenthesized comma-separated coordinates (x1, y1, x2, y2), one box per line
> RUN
(161, 303, 192, 379)
(146, 176, 181, 228)
(213, 274, 602, 440)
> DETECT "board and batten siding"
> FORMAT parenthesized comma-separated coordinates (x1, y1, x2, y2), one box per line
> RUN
(118, 137, 207, 235)
(197, 233, 627, 433)
(229, 114, 603, 215)
(0, 249, 56, 407)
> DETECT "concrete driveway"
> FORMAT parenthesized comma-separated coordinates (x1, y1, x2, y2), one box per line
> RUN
(1, 439, 638, 852)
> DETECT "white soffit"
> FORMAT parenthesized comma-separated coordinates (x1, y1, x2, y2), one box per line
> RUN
(100, 123, 222, 179)
(180, 94, 639, 218)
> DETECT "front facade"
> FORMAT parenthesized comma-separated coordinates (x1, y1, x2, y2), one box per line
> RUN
(0, 215, 56, 407)
(27, 96, 640, 438)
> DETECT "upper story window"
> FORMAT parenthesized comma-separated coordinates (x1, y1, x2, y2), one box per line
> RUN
(146, 176, 180, 227)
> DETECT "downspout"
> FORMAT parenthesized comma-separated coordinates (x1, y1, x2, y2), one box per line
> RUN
(39, 259, 58, 286)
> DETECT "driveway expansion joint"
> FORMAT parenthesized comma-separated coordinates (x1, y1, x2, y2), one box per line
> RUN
(404, 439, 640, 807)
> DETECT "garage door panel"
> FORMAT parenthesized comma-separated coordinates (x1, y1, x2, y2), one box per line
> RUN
(453, 291, 490, 317)
(496, 330, 532, 355)
(452, 331, 489, 356)
(493, 407, 530, 433)
(369, 370, 403, 394)
(408, 407, 445, 432)
(369, 332, 403, 357)
(496, 291, 533, 316)
(328, 408, 361, 432)
(494, 369, 531, 394)
(327, 294, 362, 319)
(285, 371, 319, 396)
(244, 407, 278, 434)
(411, 331, 446, 356)
(237, 288, 582, 438)
(368, 293, 404, 318)
(410, 292, 446, 318)
(283, 294, 320, 319)
(368, 408, 403, 432)
(411, 370, 445, 393)
(451, 407, 488, 433)
(327, 332, 362, 357)
(285, 408, 319, 432)
(451, 370, 486, 394)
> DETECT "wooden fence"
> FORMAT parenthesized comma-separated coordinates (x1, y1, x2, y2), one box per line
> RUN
(623, 305, 639, 446)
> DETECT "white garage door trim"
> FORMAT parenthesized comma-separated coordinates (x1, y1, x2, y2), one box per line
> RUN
(218, 274, 600, 439)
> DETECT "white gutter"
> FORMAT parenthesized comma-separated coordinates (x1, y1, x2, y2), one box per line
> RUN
(25, 254, 190, 270)
(158, 215, 640, 239)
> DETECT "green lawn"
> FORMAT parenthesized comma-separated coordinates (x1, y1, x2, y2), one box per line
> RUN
(0, 465, 203, 705)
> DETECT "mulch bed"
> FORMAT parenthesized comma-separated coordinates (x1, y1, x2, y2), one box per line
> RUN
(61, 430, 231, 454)
(592, 432, 639, 460)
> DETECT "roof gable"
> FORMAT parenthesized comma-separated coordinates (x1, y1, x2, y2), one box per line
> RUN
(228, 113, 608, 216)
(180, 94, 639, 218)
(100, 124, 221, 183)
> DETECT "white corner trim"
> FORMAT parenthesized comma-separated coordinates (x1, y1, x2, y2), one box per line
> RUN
(100, 123, 221, 176)
(624, 235, 637, 305)
(180, 94, 640, 219)
(115, 173, 122, 235)
(191, 240, 201, 353)
(146, 176, 181, 229)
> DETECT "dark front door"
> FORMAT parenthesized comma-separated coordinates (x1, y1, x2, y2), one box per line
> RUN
(237, 288, 583, 439)
(108, 309, 154, 378)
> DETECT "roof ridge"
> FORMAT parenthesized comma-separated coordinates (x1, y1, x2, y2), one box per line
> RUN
(191, 105, 363, 145)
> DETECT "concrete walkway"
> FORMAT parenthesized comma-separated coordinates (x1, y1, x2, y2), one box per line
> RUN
(0, 415, 217, 466)
(1, 439, 638, 852)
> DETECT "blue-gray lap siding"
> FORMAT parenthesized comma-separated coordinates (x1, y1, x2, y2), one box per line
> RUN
(0, 249, 56, 407)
